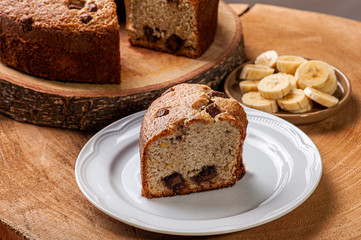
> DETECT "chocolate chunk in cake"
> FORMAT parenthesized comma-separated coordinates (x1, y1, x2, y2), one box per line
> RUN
(162, 172, 185, 192)
(88, 3, 98, 12)
(68, 0, 85, 10)
(205, 103, 221, 117)
(144, 26, 160, 43)
(166, 34, 184, 53)
(20, 17, 33, 32)
(79, 13, 92, 24)
(208, 91, 228, 99)
(192, 166, 217, 183)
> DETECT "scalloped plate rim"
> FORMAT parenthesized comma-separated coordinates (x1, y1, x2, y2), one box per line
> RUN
(75, 108, 322, 236)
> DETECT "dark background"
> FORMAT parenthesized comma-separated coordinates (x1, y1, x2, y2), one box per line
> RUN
(225, 0, 361, 22)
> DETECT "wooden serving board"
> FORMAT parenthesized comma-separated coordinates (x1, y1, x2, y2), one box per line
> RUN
(0, 1, 245, 131)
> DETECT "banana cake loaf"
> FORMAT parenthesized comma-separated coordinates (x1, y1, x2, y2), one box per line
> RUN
(0, 0, 121, 84)
(139, 83, 248, 198)
(0, 0, 219, 83)
(125, 0, 219, 58)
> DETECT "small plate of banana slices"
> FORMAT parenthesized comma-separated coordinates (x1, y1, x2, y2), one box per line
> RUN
(224, 50, 352, 124)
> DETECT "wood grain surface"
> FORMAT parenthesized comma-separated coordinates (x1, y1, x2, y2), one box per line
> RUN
(1, 3, 361, 240)
(0, 1, 245, 131)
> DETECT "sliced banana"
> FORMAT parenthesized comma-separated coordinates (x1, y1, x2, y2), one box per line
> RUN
(239, 64, 275, 80)
(239, 80, 259, 93)
(296, 60, 330, 90)
(318, 66, 338, 95)
(276, 55, 307, 74)
(289, 100, 313, 113)
(238, 50, 340, 114)
(304, 87, 339, 108)
(277, 89, 310, 111)
(242, 91, 278, 113)
(257, 73, 292, 99)
(289, 74, 298, 89)
(255, 50, 279, 68)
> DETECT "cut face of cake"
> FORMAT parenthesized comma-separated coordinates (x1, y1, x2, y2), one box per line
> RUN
(139, 83, 248, 198)
(124, 0, 219, 58)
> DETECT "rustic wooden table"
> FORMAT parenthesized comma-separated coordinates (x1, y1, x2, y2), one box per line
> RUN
(1, 3, 361, 240)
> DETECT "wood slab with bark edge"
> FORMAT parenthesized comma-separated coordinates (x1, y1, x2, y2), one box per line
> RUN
(0, 1, 245, 131)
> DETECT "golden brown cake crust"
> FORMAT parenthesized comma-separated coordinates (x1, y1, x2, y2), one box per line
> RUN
(140, 84, 248, 151)
(0, 0, 120, 84)
(139, 83, 248, 198)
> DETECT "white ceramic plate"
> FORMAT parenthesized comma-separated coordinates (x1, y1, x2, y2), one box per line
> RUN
(75, 108, 322, 236)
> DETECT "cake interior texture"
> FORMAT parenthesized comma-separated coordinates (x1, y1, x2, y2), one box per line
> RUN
(146, 121, 243, 196)
(140, 84, 247, 198)
(127, 0, 196, 49)
(125, 0, 219, 58)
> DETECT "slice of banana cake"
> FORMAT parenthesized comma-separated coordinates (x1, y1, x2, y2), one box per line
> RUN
(139, 83, 248, 198)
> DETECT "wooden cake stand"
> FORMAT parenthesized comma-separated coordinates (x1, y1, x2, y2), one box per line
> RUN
(0, 1, 245, 131)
